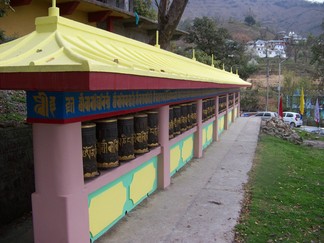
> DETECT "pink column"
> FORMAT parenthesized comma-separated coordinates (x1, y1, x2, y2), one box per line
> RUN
(32, 123, 89, 243)
(157, 105, 171, 189)
(194, 99, 203, 158)
(213, 96, 219, 141)
(225, 93, 229, 130)
(237, 92, 241, 118)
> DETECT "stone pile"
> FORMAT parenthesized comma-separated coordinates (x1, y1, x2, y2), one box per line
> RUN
(261, 118, 303, 145)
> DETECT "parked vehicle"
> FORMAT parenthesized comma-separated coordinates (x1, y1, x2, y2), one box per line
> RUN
(254, 111, 278, 120)
(282, 112, 303, 127)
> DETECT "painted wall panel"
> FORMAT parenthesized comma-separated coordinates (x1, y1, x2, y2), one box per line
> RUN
(218, 115, 225, 136)
(170, 134, 194, 176)
(88, 157, 157, 241)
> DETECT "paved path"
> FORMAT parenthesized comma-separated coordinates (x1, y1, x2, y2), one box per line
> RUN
(98, 117, 261, 243)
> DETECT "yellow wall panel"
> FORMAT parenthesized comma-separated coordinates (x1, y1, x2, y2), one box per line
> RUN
(182, 137, 193, 162)
(170, 145, 181, 173)
(130, 163, 156, 204)
(207, 124, 213, 141)
(89, 182, 127, 237)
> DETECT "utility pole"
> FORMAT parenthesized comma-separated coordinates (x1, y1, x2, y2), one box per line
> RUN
(277, 57, 286, 114)
(266, 50, 269, 111)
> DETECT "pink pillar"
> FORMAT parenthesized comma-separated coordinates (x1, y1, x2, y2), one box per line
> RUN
(237, 92, 241, 118)
(194, 99, 203, 158)
(157, 105, 171, 189)
(213, 96, 219, 141)
(32, 123, 89, 243)
(224, 93, 229, 130)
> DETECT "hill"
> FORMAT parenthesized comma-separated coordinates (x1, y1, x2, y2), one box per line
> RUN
(182, 0, 324, 37)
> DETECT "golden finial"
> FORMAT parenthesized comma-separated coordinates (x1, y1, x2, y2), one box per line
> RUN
(192, 49, 196, 61)
(155, 30, 160, 48)
(222, 63, 225, 70)
(49, 0, 60, 16)
(230, 66, 233, 73)
(211, 54, 214, 67)
(236, 68, 239, 75)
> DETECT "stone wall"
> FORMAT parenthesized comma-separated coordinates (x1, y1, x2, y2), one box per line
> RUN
(0, 124, 34, 226)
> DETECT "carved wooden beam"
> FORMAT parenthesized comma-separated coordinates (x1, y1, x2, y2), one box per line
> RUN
(57, 1, 80, 15)
(88, 11, 112, 23)
(10, 0, 32, 7)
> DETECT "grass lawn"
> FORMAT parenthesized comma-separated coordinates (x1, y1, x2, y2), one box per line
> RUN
(235, 134, 323, 242)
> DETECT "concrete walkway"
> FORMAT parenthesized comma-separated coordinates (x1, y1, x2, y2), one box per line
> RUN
(0, 117, 260, 243)
(97, 117, 261, 243)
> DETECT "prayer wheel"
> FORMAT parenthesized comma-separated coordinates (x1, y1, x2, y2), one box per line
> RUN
(211, 98, 215, 117)
(191, 102, 197, 126)
(173, 105, 181, 136)
(147, 111, 159, 148)
(81, 123, 99, 179)
(118, 116, 135, 161)
(203, 99, 208, 121)
(187, 103, 193, 129)
(95, 118, 119, 169)
(180, 104, 188, 132)
(169, 107, 174, 139)
(134, 113, 149, 154)
(208, 99, 213, 118)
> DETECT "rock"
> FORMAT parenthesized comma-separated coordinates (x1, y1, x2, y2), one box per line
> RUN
(261, 117, 303, 145)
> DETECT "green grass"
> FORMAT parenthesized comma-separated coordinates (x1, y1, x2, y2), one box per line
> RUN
(235, 135, 323, 242)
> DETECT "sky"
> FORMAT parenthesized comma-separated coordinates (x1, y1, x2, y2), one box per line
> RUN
(305, 0, 324, 2)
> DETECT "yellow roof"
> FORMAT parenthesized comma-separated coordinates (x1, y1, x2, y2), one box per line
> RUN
(0, 6, 250, 87)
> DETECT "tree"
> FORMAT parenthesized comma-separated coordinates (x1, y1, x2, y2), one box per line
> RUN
(155, 0, 188, 50)
(134, 0, 157, 20)
(244, 16, 256, 26)
(186, 17, 230, 59)
(185, 17, 256, 80)
(310, 20, 324, 89)
(0, 0, 11, 17)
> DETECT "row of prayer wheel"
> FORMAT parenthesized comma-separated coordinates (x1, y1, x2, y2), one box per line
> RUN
(202, 98, 216, 121)
(169, 102, 197, 139)
(81, 111, 159, 179)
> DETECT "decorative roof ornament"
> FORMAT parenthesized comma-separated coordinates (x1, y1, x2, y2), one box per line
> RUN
(211, 54, 214, 67)
(49, 0, 60, 17)
(154, 30, 160, 48)
(192, 49, 196, 61)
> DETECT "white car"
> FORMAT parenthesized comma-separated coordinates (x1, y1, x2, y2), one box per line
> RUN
(282, 112, 303, 127)
(255, 111, 278, 120)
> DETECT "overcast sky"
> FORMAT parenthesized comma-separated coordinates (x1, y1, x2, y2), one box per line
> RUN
(305, 0, 324, 2)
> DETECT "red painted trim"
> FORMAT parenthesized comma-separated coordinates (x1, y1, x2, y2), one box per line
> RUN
(0, 72, 250, 91)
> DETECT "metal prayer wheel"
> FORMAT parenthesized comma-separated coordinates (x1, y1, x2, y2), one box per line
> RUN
(208, 99, 213, 118)
(203, 99, 208, 121)
(173, 105, 181, 136)
(81, 123, 99, 179)
(95, 118, 119, 169)
(191, 102, 197, 126)
(187, 103, 193, 129)
(147, 111, 159, 148)
(211, 98, 215, 117)
(118, 116, 135, 161)
(134, 113, 149, 154)
(180, 104, 188, 132)
(169, 107, 174, 139)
